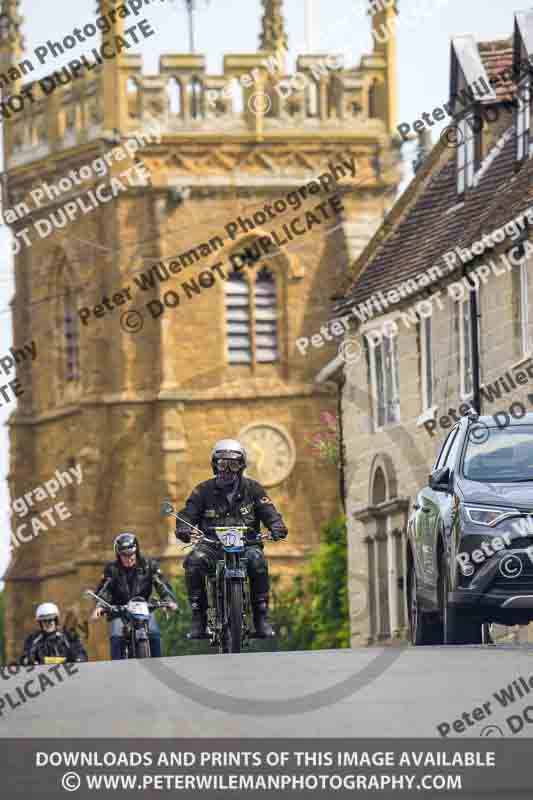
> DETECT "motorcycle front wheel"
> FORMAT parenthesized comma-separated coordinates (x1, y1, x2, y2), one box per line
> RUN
(135, 639, 151, 659)
(225, 581, 243, 654)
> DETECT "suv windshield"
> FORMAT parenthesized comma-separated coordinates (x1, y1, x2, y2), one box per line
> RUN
(463, 425, 533, 482)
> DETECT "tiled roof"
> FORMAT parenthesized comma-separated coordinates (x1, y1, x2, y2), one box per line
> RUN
(336, 39, 533, 317)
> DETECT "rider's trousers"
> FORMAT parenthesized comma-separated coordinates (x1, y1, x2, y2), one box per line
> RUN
(109, 613, 161, 660)
(183, 540, 269, 608)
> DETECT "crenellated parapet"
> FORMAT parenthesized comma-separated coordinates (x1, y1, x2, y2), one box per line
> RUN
(2, 0, 398, 169)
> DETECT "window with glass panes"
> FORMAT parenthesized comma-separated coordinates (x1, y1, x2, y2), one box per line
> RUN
(64, 289, 80, 382)
(370, 332, 400, 428)
(457, 113, 476, 194)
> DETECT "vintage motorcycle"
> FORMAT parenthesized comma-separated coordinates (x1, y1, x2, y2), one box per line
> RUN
(84, 589, 171, 659)
(161, 500, 272, 654)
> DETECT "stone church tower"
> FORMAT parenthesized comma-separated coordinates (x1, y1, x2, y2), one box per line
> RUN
(2, 0, 400, 659)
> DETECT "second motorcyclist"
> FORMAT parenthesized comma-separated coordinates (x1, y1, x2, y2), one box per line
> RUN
(90, 532, 177, 659)
(175, 439, 288, 639)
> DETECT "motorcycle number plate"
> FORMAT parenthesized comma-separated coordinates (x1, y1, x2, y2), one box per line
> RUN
(214, 527, 245, 548)
(128, 601, 150, 617)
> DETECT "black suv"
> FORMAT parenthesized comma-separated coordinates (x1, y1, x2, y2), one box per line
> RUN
(407, 412, 533, 645)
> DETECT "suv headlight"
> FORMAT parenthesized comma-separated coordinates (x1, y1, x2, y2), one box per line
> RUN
(462, 504, 520, 527)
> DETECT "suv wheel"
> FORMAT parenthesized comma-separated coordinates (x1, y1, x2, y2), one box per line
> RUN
(439, 562, 481, 645)
(407, 559, 442, 645)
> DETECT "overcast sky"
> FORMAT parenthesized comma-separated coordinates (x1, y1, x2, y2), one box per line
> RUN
(0, 0, 525, 579)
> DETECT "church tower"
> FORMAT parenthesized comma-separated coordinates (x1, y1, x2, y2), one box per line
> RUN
(3, 0, 401, 660)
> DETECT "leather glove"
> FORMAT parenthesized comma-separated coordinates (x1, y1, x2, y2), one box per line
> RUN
(175, 524, 191, 544)
(270, 522, 288, 541)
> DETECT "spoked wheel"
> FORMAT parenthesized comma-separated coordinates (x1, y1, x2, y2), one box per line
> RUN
(135, 639, 151, 659)
(225, 582, 243, 654)
(439, 562, 481, 645)
(408, 559, 442, 645)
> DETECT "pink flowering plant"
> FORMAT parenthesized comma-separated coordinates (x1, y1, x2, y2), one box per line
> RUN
(308, 411, 339, 467)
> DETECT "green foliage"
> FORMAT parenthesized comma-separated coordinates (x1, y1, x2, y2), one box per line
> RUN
(159, 577, 212, 657)
(159, 515, 350, 657)
(271, 514, 350, 651)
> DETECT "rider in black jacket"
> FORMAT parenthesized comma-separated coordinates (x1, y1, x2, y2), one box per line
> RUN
(175, 439, 288, 639)
(91, 532, 177, 659)
(21, 602, 88, 665)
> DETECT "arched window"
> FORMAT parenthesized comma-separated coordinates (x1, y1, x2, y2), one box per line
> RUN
(255, 266, 278, 363)
(166, 77, 182, 114)
(224, 270, 251, 364)
(188, 76, 203, 119)
(371, 466, 387, 505)
(64, 287, 80, 383)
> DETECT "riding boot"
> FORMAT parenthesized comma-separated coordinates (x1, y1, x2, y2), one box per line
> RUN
(252, 594, 274, 638)
(185, 570, 208, 639)
(190, 600, 207, 639)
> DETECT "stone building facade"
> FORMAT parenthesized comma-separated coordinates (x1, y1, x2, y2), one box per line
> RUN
(1, 0, 401, 659)
(328, 10, 533, 646)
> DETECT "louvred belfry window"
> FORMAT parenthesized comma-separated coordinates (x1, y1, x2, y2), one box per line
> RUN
(224, 265, 279, 366)
(254, 267, 278, 363)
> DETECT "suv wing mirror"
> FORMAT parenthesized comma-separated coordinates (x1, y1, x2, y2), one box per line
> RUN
(429, 466, 451, 492)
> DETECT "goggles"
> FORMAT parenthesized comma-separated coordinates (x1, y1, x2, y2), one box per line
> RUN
(40, 617, 58, 626)
(215, 459, 242, 472)
(118, 547, 136, 558)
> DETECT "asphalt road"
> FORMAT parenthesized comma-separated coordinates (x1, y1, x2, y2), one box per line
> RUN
(2, 643, 533, 738)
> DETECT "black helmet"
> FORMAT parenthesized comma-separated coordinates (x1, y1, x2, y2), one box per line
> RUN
(210, 438, 247, 475)
(114, 531, 139, 558)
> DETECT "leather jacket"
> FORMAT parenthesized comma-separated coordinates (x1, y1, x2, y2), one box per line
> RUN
(93, 555, 176, 607)
(21, 629, 88, 665)
(177, 476, 288, 545)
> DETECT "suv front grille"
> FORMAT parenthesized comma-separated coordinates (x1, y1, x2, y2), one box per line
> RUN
(490, 554, 533, 595)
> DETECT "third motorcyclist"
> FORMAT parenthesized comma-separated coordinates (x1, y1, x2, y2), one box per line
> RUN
(21, 602, 88, 665)
(175, 439, 288, 639)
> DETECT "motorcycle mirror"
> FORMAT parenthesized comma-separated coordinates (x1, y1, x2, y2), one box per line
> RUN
(83, 589, 95, 599)
(160, 500, 175, 516)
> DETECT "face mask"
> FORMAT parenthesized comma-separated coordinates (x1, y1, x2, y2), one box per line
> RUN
(216, 471, 239, 490)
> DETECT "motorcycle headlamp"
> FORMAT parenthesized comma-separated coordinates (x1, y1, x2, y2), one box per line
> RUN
(462, 504, 521, 527)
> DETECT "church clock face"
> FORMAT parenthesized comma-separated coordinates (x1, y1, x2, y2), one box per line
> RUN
(239, 423, 295, 487)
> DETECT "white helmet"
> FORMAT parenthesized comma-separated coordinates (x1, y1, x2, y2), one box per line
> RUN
(36, 602, 60, 622)
(211, 439, 247, 472)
